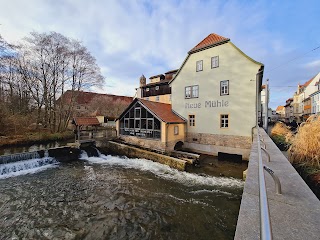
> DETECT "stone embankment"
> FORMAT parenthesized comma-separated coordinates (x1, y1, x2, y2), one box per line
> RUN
(97, 140, 188, 171)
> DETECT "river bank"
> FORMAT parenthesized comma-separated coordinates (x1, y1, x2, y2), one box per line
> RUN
(0, 131, 74, 149)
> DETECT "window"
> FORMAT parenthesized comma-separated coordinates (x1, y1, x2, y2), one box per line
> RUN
(146, 88, 149, 92)
(156, 96, 159, 101)
(185, 85, 199, 99)
(169, 94, 172, 101)
(185, 86, 191, 98)
(192, 85, 199, 98)
(196, 60, 203, 72)
(155, 86, 159, 90)
(146, 97, 149, 100)
(211, 56, 219, 68)
(220, 80, 229, 96)
(189, 115, 195, 126)
(174, 126, 179, 135)
(220, 114, 229, 128)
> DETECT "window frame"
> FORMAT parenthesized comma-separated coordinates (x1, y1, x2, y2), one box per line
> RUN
(189, 115, 195, 127)
(220, 114, 229, 128)
(185, 85, 199, 99)
(211, 56, 219, 68)
(220, 80, 229, 96)
(174, 125, 179, 135)
(196, 60, 203, 72)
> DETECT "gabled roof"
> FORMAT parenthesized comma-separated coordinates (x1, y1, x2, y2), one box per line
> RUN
(59, 90, 133, 105)
(276, 106, 284, 111)
(139, 99, 185, 123)
(73, 117, 100, 126)
(170, 33, 263, 85)
(189, 33, 230, 54)
(118, 98, 185, 124)
(165, 69, 178, 74)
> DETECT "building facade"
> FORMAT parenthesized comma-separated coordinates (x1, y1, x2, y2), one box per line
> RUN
(117, 98, 185, 151)
(170, 33, 264, 159)
(117, 33, 264, 160)
(136, 70, 177, 104)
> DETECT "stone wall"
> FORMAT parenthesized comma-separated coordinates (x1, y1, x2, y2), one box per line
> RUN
(99, 141, 187, 171)
(119, 135, 166, 151)
(185, 132, 252, 160)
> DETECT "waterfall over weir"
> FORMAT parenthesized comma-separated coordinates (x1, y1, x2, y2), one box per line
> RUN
(0, 150, 58, 179)
(0, 151, 41, 164)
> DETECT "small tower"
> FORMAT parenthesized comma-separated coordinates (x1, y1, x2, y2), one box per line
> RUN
(140, 74, 146, 87)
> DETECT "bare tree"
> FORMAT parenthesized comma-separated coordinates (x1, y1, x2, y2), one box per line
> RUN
(15, 31, 104, 132)
(88, 95, 130, 119)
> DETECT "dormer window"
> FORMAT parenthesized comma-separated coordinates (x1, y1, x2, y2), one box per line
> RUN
(196, 60, 203, 72)
(155, 86, 159, 90)
(146, 88, 149, 92)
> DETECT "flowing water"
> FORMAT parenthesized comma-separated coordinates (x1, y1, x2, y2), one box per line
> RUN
(0, 151, 245, 240)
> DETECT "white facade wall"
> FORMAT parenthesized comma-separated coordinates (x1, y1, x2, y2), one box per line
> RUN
(311, 90, 320, 114)
(171, 42, 262, 138)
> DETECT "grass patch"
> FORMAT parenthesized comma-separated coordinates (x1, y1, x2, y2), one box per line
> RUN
(0, 131, 74, 147)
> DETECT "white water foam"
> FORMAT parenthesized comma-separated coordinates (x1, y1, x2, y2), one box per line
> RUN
(80, 153, 244, 188)
(0, 157, 58, 179)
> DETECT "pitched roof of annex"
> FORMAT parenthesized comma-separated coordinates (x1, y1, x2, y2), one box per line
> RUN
(73, 117, 100, 126)
(118, 98, 186, 124)
(139, 99, 185, 123)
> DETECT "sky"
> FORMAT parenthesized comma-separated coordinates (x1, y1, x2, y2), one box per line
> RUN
(0, 0, 319, 109)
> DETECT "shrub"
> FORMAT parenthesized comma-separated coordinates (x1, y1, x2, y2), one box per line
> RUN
(289, 115, 320, 170)
(270, 122, 293, 150)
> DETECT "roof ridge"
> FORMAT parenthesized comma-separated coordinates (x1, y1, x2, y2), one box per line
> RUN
(189, 33, 230, 53)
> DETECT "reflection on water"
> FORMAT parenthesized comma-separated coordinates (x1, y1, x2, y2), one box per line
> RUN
(0, 153, 244, 239)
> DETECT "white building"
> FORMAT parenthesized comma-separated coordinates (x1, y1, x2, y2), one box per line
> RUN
(170, 33, 264, 159)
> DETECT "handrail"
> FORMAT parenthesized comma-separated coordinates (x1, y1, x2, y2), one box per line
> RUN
(257, 127, 273, 240)
(263, 166, 282, 194)
(261, 147, 271, 162)
(260, 139, 267, 149)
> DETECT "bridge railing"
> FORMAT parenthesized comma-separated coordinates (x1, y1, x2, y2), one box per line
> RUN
(257, 127, 282, 240)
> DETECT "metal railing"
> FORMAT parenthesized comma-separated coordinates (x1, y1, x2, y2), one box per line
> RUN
(256, 127, 282, 240)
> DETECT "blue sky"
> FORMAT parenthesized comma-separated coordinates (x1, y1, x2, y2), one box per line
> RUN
(0, 0, 319, 109)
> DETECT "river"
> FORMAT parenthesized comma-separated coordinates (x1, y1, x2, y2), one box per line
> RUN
(0, 147, 246, 239)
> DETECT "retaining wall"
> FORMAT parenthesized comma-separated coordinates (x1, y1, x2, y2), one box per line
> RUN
(97, 140, 187, 171)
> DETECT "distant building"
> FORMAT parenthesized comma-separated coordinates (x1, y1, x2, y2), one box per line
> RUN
(276, 106, 285, 120)
(310, 81, 320, 115)
(136, 69, 178, 104)
(284, 98, 293, 122)
(261, 81, 270, 130)
(59, 90, 133, 126)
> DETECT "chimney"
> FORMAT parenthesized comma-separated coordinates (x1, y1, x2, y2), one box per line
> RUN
(140, 74, 146, 87)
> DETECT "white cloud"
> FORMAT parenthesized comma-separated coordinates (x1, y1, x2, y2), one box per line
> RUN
(304, 59, 320, 69)
(1, 0, 318, 109)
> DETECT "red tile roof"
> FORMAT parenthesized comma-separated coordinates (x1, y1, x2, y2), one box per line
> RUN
(189, 33, 230, 53)
(139, 99, 185, 123)
(73, 117, 100, 126)
(59, 90, 133, 105)
(276, 106, 284, 111)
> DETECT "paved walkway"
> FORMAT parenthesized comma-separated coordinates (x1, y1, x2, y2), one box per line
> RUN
(235, 128, 320, 240)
